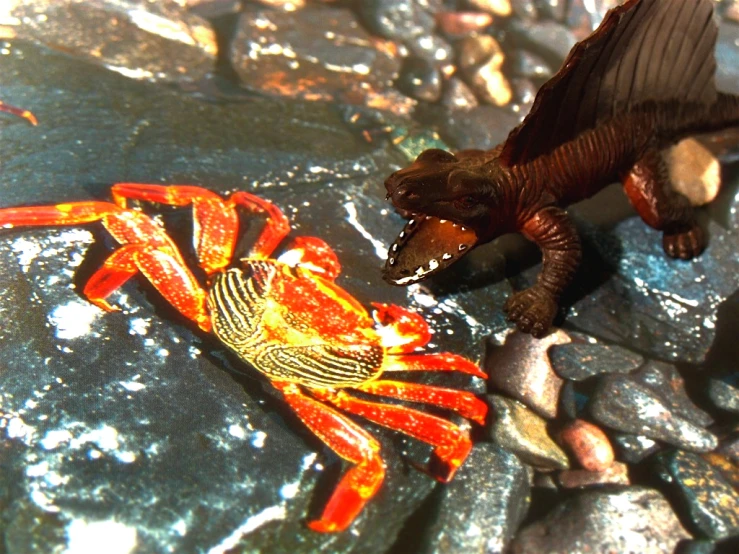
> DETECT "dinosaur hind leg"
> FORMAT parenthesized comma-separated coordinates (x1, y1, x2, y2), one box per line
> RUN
(622, 148, 705, 260)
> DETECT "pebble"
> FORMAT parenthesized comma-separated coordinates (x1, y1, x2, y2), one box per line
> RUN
(434, 11, 494, 38)
(230, 7, 415, 115)
(467, 0, 513, 17)
(485, 395, 570, 471)
(590, 375, 718, 453)
(508, 50, 552, 81)
(667, 138, 722, 207)
(456, 35, 512, 106)
(557, 419, 614, 472)
(631, 361, 713, 428)
(405, 32, 454, 64)
(549, 334, 644, 381)
(509, 487, 690, 554)
(557, 460, 629, 488)
(708, 374, 739, 414)
(440, 103, 520, 149)
(611, 433, 662, 464)
(7, 0, 217, 84)
(656, 450, 739, 540)
(485, 329, 569, 419)
(440, 77, 479, 111)
(356, 0, 435, 40)
(420, 442, 532, 554)
(395, 56, 443, 102)
(701, 452, 739, 492)
(508, 19, 577, 67)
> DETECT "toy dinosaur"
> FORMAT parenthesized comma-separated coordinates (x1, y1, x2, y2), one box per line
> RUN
(383, 0, 739, 337)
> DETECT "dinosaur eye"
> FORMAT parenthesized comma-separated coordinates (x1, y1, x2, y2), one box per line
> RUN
(415, 149, 457, 164)
(454, 196, 477, 210)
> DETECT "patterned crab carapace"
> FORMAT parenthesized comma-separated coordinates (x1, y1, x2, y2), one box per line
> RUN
(0, 183, 488, 532)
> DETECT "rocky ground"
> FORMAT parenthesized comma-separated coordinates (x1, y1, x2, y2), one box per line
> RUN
(0, 1, 738, 552)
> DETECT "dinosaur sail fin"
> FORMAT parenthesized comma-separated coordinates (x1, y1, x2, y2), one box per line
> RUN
(499, 0, 719, 166)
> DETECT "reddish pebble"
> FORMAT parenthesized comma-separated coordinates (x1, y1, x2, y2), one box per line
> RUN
(435, 12, 494, 37)
(559, 419, 615, 472)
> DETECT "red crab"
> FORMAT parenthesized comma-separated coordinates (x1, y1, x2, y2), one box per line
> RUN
(0, 183, 488, 532)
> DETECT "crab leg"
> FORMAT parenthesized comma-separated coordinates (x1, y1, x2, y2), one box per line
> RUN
(274, 381, 386, 533)
(0, 100, 37, 125)
(312, 388, 473, 483)
(0, 201, 210, 331)
(356, 380, 488, 425)
(382, 352, 486, 378)
(111, 184, 239, 275)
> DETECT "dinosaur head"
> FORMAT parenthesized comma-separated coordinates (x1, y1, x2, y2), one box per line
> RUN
(383, 148, 505, 286)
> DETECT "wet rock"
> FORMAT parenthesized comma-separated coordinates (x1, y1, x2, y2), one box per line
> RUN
(509, 487, 690, 554)
(701, 452, 739, 492)
(508, 19, 577, 68)
(440, 77, 479, 111)
(355, 0, 436, 42)
(508, 50, 552, 81)
(557, 460, 629, 488)
(485, 329, 568, 419)
(457, 34, 512, 106)
(406, 32, 454, 64)
(557, 419, 614, 472)
(724, 0, 739, 24)
(566, 0, 603, 39)
(590, 375, 718, 453)
(439, 103, 520, 149)
(611, 433, 661, 464)
(434, 11, 494, 38)
(667, 138, 722, 207)
(252, 0, 306, 9)
(467, 0, 512, 17)
(708, 374, 739, 414)
(565, 214, 739, 364)
(395, 56, 443, 103)
(419, 442, 531, 554)
(534, 0, 566, 21)
(716, 21, 739, 94)
(509, 77, 536, 110)
(549, 334, 643, 381)
(6, 0, 216, 84)
(485, 395, 570, 471)
(631, 361, 714, 428)
(656, 450, 739, 540)
(230, 7, 415, 115)
(184, 0, 243, 18)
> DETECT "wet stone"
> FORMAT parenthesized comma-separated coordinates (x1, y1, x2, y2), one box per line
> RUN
(405, 32, 454, 65)
(485, 329, 568, 419)
(557, 419, 614, 472)
(708, 373, 739, 414)
(440, 77, 479, 111)
(509, 487, 690, 554)
(716, 21, 739, 94)
(7, 0, 216, 84)
(508, 50, 552, 81)
(440, 103, 520, 150)
(434, 11, 494, 38)
(590, 375, 718, 453)
(667, 138, 722, 207)
(557, 460, 629, 489)
(565, 214, 739, 364)
(701, 452, 739, 492)
(611, 433, 661, 464)
(230, 7, 414, 114)
(508, 19, 578, 67)
(485, 395, 570, 471)
(419, 442, 531, 554)
(355, 0, 436, 41)
(395, 56, 443, 103)
(549, 334, 643, 381)
(656, 450, 739, 540)
(467, 0, 513, 17)
(631, 361, 714, 428)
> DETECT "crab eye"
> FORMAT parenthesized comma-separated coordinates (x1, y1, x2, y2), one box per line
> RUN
(454, 195, 477, 210)
(415, 149, 457, 164)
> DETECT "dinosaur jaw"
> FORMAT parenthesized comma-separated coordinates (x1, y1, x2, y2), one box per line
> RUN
(383, 215, 478, 286)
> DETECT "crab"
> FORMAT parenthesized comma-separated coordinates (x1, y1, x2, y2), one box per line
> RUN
(0, 183, 488, 532)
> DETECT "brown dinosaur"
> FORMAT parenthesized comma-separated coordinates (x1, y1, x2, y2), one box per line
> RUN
(383, 0, 739, 337)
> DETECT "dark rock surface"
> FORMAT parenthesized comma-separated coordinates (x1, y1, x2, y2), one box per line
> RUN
(509, 487, 691, 554)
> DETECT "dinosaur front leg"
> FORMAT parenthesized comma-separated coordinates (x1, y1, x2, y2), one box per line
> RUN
(504, 206, 581, 337)
(622, 149, 705, 260)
